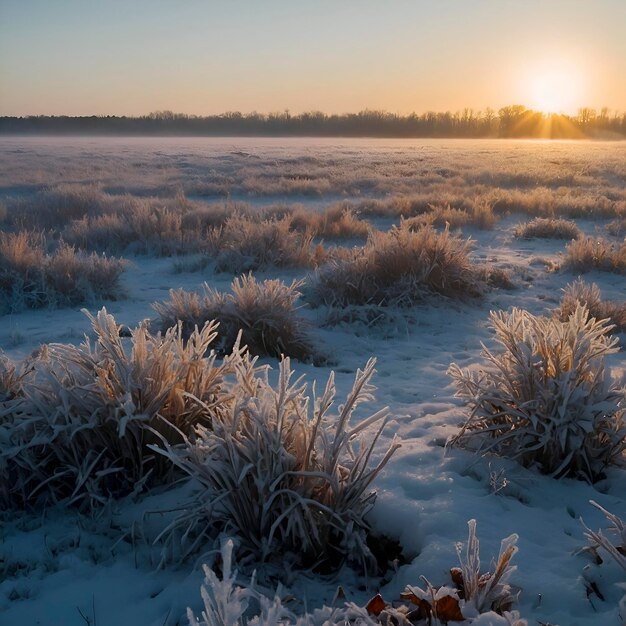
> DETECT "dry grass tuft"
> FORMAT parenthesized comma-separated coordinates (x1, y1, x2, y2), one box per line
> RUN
(404, 519, 522, 623)
(403, 206, 471, 231)
(207, 215, 324, 273)
(311, 204, 370, 239)
(287, 203, 369, 239)
(308, 223, 482, 307)
(564, 236, 626, 274)
(557, 279, 626, 333)
(63, 206, 199, 255)
(607, 218, 626, 237)
(480, 266, 517, 291)
(514, 217, 581, 240)
(153, 274, 317, 361)
(401, 201, 497, 232)
(0, 231, 126, 313)
(448, 306, 626, 482)
(6, 184, 140, 229)
(470, 199, 498, 229)
(181, 201, 253, 232)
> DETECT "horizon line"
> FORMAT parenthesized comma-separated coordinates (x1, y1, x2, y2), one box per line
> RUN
(2, 106, 625, 119)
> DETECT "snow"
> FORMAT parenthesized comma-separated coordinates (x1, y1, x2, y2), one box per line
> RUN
(0, 137, 624, 625)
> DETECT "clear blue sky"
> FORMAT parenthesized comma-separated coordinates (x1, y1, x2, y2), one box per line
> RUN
(1, 0, 624, 116)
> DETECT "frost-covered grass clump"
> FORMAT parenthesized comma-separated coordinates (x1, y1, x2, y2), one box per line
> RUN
(0, 309, 237, 509)
(186, 521, 526, 625)
(402, 206, 471, 231)
(557, 279, 626, 333)
(5, 187, 213, 256)
(448, 306, 626, 482)
(207, 215, 325, 273)
(63, 205, 205, 255)
(564, 236, 626, 274)
(153, 274, 317, 361)
(606, 217, 626, 237)
(4, 184, 134, 229)
(288, 203, 370, 239)
(401, 200, 497, 231)
(309, 224, 482, 307)
(513, 217, 581, 240)
(152, 357, 399, 572)
(0, 231, 126, 313)
(1, 308, 394, 577)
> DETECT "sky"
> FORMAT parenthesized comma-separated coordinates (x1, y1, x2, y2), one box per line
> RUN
(0, 0, 625, 117)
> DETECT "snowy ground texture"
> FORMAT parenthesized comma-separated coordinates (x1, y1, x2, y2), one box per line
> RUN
(0, 138, 625, 625)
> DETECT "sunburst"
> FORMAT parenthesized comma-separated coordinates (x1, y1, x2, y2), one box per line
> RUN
(526, 60, 585, 114)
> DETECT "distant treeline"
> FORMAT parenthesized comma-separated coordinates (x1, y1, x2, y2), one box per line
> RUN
(1, 106, 625, 138)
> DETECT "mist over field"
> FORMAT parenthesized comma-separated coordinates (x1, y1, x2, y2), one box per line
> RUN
(2, 107, 625, 138)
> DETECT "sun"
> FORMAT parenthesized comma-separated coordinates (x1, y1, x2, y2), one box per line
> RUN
(525, 60, 584, 114)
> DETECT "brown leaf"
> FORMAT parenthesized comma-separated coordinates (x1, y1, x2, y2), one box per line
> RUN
(399, 592, 432, 619)
(366, 593, 386, 616)
(400, 591, 419, 604)
(435, 594, 464, 622)
(450, 567, 464, 588)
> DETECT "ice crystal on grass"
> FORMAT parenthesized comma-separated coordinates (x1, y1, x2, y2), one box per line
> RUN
(153, 357, 399, 572)
(400, 520, 522, 624)
(188, 539, 261, 626)
(449, 305, 626, 482)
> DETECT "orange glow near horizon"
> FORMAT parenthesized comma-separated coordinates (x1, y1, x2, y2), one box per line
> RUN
(0, 2, 624, 118)
(522, 59, 587, 115)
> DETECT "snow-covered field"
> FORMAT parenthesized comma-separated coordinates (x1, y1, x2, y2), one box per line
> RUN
(0, 137, 625, 625)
